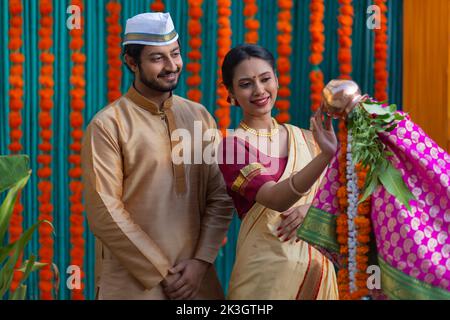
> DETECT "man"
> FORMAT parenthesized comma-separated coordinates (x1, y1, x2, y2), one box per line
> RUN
(82, 12, 233, 300)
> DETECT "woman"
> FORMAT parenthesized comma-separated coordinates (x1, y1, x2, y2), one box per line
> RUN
(218, 44, 339, 299)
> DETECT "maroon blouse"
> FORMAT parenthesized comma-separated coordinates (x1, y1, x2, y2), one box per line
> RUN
(218, 136, 288, 219)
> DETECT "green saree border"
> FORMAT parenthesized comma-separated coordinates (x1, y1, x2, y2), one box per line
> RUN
(296, 207, 450, 299)
(379, 257, 450, 300)
(297, 206, 339, 253)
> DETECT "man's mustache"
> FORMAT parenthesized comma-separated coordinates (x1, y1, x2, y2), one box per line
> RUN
(158, 69, 181, 77)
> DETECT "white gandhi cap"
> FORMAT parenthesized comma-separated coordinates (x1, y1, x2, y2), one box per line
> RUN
(123, 12, 179, 46)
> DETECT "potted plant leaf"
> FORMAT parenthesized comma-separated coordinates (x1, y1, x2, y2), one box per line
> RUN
(0, 155, 52, 300)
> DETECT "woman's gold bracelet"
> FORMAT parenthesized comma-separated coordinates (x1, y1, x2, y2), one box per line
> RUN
(288, 171, 311, 197)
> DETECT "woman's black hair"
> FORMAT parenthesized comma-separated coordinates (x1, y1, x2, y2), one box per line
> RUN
(221, 44, 276, 91)
(122, 44, 145, 73)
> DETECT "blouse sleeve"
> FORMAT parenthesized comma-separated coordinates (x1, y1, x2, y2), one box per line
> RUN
(218, 136, 276, 204)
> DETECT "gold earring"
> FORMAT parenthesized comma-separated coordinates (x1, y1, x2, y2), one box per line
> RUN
(231, 98, 236, 105)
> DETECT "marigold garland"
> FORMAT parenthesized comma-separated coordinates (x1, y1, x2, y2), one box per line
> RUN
(337, 0, 353, 80)
(336, 0, 355, 300)
(338, 124, 373, 300)
(347, 133, 373, 300)
(353, 161, 371, 299)
(373, 0, 388, 101)
(243, 0, 259, 44)
(186, 0, 203, 103)
(309, 0, 325, 112)
(275, 0, 293, 124)
(69, 0, 85, 300)
(215, 0, 232, 136)
(150, 0, 165, 12)
(36, 0, 55, 300)
(350, 156, 373, 298)
(336, 120, 350, 299)
(8, 0, 25, 294)
(106, 1, 122, 102)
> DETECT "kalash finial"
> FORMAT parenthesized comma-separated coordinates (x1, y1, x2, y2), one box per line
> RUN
(322, 80, 365, 119)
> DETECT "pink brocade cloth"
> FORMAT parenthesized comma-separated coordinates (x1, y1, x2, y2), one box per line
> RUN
(311, 113, 450, 292)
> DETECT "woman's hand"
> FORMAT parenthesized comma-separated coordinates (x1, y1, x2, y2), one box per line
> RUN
(310, 106, 338, 158)
(277, 204, 310, 242)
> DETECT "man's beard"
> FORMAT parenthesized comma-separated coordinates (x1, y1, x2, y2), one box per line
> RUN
(138, 66, 180, 93)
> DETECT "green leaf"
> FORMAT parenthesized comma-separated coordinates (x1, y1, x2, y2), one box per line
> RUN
(0, 174, 30, 242)
(17, 256, 47, 274)
(0, 267, 4, 298)
(394, 113, 405, 121)
(378, 162, 415, 211)
(0, 220, 52, 297)
(0, 155, 30, 194)
(388, 104, 397, 113)
(0, 266, 11, 298)
(379, 115, 395, 123)
(16, 254, 47, 293)
(0, 242, 16, 265)
(359, 173, 380, 204)
(375, 112, 395, 120)
(380, 158, 389, 171)
(362, 103, 391, 116)
(384, 124, 398, 132)
(354, 142, 369, 147)
(9, 284, 27, 300)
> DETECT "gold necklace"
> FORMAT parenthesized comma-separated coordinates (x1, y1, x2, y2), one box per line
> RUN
(239, 118, 279, 142)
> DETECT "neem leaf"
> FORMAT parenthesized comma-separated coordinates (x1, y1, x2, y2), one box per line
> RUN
(388, 104, 397, 113)
(359, 173, 380, 204)
(362, 103, 390, 116)
(379, 115, 395, 123)
(384, 124, 398, 132)
(378, 162, 415, 211)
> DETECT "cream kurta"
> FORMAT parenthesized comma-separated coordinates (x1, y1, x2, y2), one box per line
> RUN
(81, 86, 234, 300)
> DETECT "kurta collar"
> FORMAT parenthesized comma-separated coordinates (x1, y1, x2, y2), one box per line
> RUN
(125, 85, 173, 115)
(125, 85, 186, 194)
